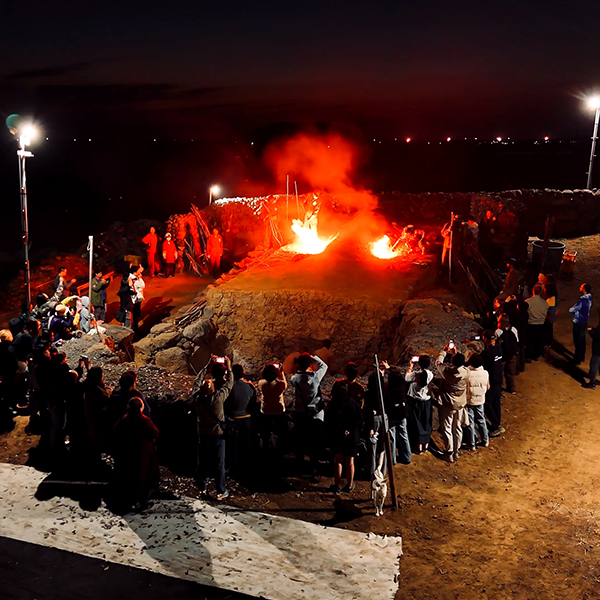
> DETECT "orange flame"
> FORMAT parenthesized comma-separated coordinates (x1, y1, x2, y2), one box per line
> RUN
(370, 235, 402, 259)
(287, 219, 336, 254)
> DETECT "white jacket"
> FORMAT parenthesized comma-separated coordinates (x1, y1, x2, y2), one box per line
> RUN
(466, 366, 489, 406)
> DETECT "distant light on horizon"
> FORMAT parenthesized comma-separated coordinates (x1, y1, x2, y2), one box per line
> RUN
(496, 137, 502, 142)
(446, 137, 451, 142)
(544, 136, 549, 141)
(406, 137, 411, 143)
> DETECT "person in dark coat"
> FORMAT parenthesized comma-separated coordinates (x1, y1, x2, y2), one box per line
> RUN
(112, 397, 160, 512)
(83, 367, 110, 458)
(0, 330, 17, 431)
(406, 355, 434, 453)
(326, 379, 362, 493)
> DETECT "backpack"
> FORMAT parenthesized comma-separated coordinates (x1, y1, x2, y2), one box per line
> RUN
(500, 328, 519, 360)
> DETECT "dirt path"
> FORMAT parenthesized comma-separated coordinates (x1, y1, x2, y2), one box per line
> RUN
(2, 238, 600, 599)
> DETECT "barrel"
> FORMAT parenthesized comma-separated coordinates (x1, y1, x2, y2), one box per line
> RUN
(531, 240, 565, 274)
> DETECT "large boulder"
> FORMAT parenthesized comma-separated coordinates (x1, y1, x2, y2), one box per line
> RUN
(133, 330, 182, 365)
(155, 347, 189, 374)
(182, 318, 214, 345)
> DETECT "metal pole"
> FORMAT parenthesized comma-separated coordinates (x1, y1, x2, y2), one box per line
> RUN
(294, 181, 300, 218)
(209, 188, 212, 205)
(373, 354, 399, 510)
(286, 174, 289, 222)
(587, 107, 600, 189)
(18, 148, 31, 317)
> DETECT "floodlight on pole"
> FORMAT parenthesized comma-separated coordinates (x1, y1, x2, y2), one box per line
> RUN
(12, 120, 36, 317)
(586, 96, 600, 189)
(209, 185, 220, 204)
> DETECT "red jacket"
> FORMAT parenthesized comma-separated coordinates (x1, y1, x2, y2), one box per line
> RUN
(162, 240, 177, 263)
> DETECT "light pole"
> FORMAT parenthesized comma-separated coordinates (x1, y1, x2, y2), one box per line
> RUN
(586, 96, 600, 189)
(209, 184, 220, 205)
(16, 125, 36, 317)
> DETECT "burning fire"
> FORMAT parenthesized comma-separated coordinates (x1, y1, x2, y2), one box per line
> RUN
(287, 219, 336, 254)
(370, 235, 402, 260)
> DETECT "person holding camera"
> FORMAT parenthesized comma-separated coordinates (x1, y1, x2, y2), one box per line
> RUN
(192, 355, 234, 500)
(436, 343, 470, 463)
(291, 352, 328, 480)
(406, 355, 434, 454)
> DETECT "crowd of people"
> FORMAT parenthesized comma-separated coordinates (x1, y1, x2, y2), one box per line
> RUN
(0, 248, 596, 512)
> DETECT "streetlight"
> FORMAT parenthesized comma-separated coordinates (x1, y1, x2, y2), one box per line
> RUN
(209, 184, 220, 204)
(6, 116, 36, 316)
(586, 96, 600, 189)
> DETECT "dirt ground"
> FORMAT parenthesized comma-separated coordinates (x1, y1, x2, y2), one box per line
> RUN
(3, 236, 600, 599)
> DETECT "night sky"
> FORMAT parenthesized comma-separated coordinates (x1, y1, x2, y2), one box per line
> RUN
(2, 0, 600, 141)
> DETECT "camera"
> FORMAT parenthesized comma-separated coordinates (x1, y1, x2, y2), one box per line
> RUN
(448, 340, 455, 349)
(411, 356, 419, 362)
(215, 357, 226, 364)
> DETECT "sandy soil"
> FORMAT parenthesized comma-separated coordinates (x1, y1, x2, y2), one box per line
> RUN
(2, 236, 600, 599)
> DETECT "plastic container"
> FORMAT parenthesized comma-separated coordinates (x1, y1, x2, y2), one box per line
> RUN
(531, 240, 565, 274)
(561, 250, 577, 275)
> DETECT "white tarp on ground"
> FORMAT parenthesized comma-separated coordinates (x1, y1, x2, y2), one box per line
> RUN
(0, 464, 402, 599)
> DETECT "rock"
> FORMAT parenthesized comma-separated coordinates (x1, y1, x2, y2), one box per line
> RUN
(155, 347, 189, 374)
(149, 323, 176, 335)
(133, 331, 181, 357)
(182, 318, 214, 344)
(61, 335, 119, 369)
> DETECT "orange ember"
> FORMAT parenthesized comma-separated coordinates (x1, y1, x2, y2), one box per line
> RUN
(370, 235, 402, 260)
(286, 219, 337, 255)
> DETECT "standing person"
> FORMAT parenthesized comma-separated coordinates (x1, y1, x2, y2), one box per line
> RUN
(291, 352, 328, 480)
(387, 367, 411, 465)
(495, 313, 519, 394)
(583, 325, 600, 389)
(542, 282, 559, 353)
(224, 364, 257, 478)
(162, 232, 178, 278)
(569, 283, 592, 365)
(464, 354, 490, 450)
(0, 330, 17, 431)
(53, 267, 76, 301)
(206, 228, 224, 277)
(83, 367, 110, 459)
(481, 330, 505, 437)
(258, 362, 288, 481)
(525, 284, 548, 361)
(116, 272, 135, 328)
(326, 380, 362, 493)
(406, 355, 434, 454)
(129, 265, 146, 332)
(90, 271, 110, 323)
(192, 356, 234, 500)
(436, 346, 470, 463)
(112, 397, 160, 512)
(142, 227, 159, 277)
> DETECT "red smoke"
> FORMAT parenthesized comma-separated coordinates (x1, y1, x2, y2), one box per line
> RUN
(264, 132, 376, 210)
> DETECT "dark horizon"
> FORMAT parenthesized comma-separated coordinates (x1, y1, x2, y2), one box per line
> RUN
(2, 1, 600, 141)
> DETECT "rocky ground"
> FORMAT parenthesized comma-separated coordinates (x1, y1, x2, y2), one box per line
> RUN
(2, 234, 600, 599)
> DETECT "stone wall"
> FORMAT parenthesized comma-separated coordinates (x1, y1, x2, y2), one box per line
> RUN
(205, 287, 404, 374)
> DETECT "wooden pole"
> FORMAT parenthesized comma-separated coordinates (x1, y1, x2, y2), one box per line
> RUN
(373, 354, 399, 510)
(539, 215, 555, 275)
(286, 174, 289, 222)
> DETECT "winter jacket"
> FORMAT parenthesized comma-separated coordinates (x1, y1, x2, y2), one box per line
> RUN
(436, 351, 470, 409)
(291, 355, 328, 420)
(466, 366, 489, 406)
(569, 293, 592, 324)
(192, 362, 234, 437)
